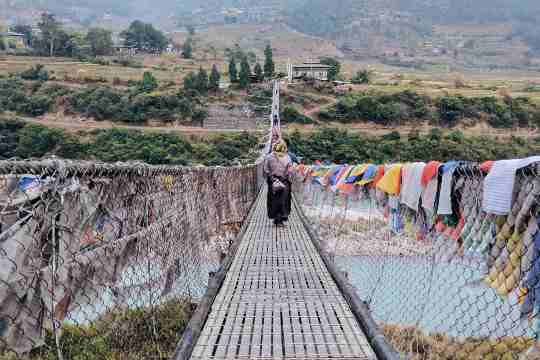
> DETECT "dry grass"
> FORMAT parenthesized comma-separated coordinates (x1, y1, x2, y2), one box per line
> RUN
(0, 55, 202, 85)
(382, 323, 537, 360)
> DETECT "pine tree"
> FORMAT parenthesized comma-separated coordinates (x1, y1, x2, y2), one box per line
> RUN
(182, 38, 193, 59)
(264, 44, 274, 78)
(229, 57, 238, 83)
(183, 71, 197, 92)
(239, 57, 251, 89)
(197, 67, 208, 94)
(209, 64, 221, 92)
(254, 63, 263, 82)
(140, 71, 158, 92)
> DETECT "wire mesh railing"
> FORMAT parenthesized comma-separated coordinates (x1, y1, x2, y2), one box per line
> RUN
(0, 159, 260, 360)
(293, 158, 540, 360)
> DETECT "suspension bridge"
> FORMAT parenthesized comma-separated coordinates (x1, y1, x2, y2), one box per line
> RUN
(1, 80, 539, 360)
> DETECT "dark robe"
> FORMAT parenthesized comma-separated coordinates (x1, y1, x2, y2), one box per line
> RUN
(267, 176, 291, 221)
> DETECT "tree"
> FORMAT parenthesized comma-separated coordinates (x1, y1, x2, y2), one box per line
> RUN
(229, 57, 238, 83)
(209, 45, 218, 60)
(254, 63, 264, 82)
(197, 67, 209, 94)
(183, 71, 197, 93)
(182, 38, 193, 59)
(121, 20, 168, 52)
(37, 13, 62, 57)
(320, 57, 341, 81)
(68, 32, 87, 57)
(209, 64, 221, 92)
(12, 24, 33, 46)
(239, 57, 251, 89)
(351, 69, 373, 84)
(86, 27, 113, 56)
(34, 14, 77, 57)
(246, 51, 257, 64)
(140, 72, 158, 92)
(264, 44, 274, 78)
(186, 25, 196, 36)
(20, 64, 49, 81)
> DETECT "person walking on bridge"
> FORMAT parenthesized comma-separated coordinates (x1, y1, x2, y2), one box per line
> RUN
(264, 139, 292, 227)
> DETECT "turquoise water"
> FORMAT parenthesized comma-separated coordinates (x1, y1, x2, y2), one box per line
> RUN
(68, 260, 216, 324)
(336, 256, 534, 339)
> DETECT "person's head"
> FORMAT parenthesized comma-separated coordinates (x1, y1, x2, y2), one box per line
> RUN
(272, 138, 288, 157)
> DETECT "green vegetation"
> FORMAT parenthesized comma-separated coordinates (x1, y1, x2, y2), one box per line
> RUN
(20, 64, 50, 81)
(0, 77, 61, 116)
(0, 119, 259, 166)
(264, 45, 275, 79)
(281, 106, 314, 124)
(184, 66, 219, 97)
(0, 299, 194, 360)
(229, 57, 238, 83)
(286, 127, 539, 164)
(351, 69, 373, 84)
(182, 37, 193, 59)
(209, 65, 221, 92)
(85, 28, 113, 56)
(320, 57, 341, 81)
(0, 72, 206, 124)
(320, 90, 540, 128)
(239, 57, 251, 89)
(254, 63, 264, 82)
(13, 13, 113, 58)
(121, 20, 168, 52)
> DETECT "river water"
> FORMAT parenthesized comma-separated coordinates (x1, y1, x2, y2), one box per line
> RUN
(336, 255, 534, 339)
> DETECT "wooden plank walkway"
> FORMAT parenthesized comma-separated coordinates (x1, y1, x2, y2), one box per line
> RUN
(190, 189, 377, 359)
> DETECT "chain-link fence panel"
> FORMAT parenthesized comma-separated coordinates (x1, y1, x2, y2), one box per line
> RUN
(0, 159, 260, 360)
(293, 160, 540, 360)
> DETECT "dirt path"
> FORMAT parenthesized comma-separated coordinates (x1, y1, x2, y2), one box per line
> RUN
(11, 114, 538, 139)
(15, 115, 260, 135)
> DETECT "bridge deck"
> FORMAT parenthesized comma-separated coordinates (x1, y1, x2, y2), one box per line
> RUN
(190, 189, 377, 359)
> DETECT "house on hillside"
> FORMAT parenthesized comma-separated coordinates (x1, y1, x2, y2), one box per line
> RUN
(166, 43, 182, 55)
(0, 31, 26, 49)
(113, 44, 137, 56)
(287, 61, 331, 83)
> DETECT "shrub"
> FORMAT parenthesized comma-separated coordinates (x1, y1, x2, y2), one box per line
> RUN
(438, 95, 465, 126)
(7, 298, 196, 360)
(17, 95, 53, 116)
(139, 71, 158, 93)
(351, 69, 373, 84)
(281, 106, 314, 124)
(20, 64, 49, 81)
(16, 124, 65, 158)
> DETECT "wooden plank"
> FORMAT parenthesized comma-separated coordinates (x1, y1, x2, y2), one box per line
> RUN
(189, 188, 377, 360)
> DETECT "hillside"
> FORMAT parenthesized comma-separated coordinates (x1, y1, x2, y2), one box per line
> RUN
(2, 0, 540, 71)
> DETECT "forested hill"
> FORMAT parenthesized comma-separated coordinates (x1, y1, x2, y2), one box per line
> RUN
(2, 0, 540, 51)
(396, 0, 540, 23)
(4, 0, 540, 25)
(284, 0, 540, 52)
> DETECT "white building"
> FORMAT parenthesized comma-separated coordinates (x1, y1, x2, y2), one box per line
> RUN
(287, 61, 331, 83)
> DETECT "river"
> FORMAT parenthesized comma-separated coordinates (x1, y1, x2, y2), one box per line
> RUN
(336, 255, 535, 339)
